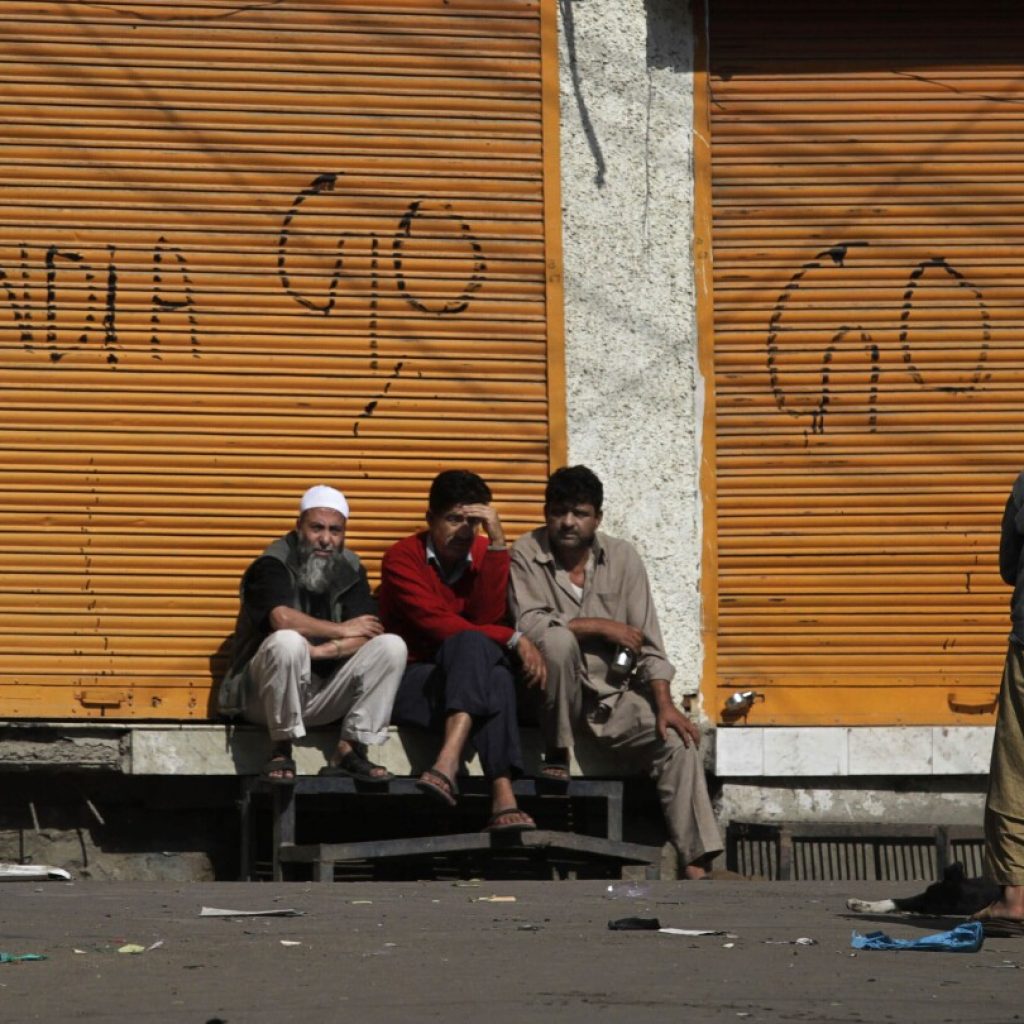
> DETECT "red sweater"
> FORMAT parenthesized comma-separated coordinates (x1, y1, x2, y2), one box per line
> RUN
(378, 531, 514, 662)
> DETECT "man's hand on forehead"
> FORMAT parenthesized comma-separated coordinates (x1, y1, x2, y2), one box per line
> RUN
(456, 503, 492, 525)
(457, 502, 506, 548)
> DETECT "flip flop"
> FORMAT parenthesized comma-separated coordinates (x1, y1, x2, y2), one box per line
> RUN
(483, 807, 537, 834)
(260, 755, 296, 786)
(416, 767, 459, 807)
(971, 904, 1024, 936)
(538, 760, 571, 789)
(319, 748, 393, 784)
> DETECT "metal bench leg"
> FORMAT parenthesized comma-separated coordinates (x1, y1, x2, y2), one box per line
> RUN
(238, 779, 253, 881)
(271, 786, 296, 882)
(605, 784, 623, 842)
(311, 857, 333, 883)
(778, 827, 793, 881)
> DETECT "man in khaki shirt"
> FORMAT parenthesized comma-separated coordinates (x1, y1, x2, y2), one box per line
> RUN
(509, 465, 722, 878)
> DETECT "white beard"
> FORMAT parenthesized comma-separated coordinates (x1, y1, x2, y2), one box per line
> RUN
(296, 541, 343, 594)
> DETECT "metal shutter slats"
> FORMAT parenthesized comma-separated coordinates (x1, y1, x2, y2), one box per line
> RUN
(0, 0, 563, 718)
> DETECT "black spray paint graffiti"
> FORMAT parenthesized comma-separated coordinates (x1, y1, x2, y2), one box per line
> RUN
(277, 174, 486, 319)
(276, 172, 488, 435)
(11, 171, 485, 378)
(150, 237, 200, 361)
(8, 237, 199, 366)
(767, 242, 991, 434)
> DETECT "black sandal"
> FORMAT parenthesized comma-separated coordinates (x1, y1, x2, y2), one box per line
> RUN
(260, 754, 296, 785)
(319, 747, 392, 784)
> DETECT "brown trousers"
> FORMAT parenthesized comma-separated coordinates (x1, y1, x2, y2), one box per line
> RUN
(985, 641, 1024, 885)
(536, 626, 723, 867)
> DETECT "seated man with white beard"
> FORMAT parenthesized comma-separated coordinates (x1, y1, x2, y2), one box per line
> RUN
(219, 485, 407, 784)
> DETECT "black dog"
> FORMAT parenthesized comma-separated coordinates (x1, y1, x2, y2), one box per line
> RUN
(846, 862, 998, 916)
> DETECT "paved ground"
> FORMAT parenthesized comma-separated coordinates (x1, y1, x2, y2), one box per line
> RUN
(1, 878, 1022, 1023)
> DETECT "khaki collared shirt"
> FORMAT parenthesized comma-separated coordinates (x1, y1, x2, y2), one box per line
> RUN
(509, 527, 675, 686)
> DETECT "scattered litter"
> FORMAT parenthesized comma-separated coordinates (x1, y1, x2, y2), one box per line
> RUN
(723, 942, 736, 949)
(473, 896, 516, 903)
(851, 921, 983, 953)
(0, 864, 71, 882)
(146, 941, 164, 952)
(659, 928, 725, 936)
(73, 949, 87, 955)
(279, 940, 302, 947)
(0, 952, 46, 963)
(199, 906, 304, 918)
(351, 900, 373, 905)
(453, 881, 481, 888)
(608, 917, 661, 931)
(518, 924, 542, 932)
(968, 960, 1020, 970)
(765, 937, 817, 946)
(117, 944, 146, 955)
(605, 882, 651, 900)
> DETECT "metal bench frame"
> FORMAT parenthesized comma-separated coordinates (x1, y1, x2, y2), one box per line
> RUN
(240, 775, 663, 881)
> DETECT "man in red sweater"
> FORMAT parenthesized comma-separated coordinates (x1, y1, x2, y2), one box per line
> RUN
(379, 470, 546, 832)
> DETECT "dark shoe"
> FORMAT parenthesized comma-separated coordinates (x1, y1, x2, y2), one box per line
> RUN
(319, 748, 392, 784)
(260, 755, 296, 785)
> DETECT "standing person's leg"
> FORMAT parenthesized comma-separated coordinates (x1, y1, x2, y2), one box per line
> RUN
(588, 689, 723, 878)
(243, 629, 311, 781)
(301, 633, 408, 780)
(533, 625, 585, 783)
(974, 642, 1024, 924)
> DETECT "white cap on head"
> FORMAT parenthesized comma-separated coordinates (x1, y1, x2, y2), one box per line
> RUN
(299, 484, 350, 520)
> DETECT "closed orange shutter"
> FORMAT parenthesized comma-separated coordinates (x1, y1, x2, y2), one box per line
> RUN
(0, 0, 564, 719)
(700, 0, 1020, 725)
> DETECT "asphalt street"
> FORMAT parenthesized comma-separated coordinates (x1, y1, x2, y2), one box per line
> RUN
(1, 879, 1022, 1023)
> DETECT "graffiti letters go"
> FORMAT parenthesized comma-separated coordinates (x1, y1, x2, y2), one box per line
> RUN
(766, 242, 991, 434)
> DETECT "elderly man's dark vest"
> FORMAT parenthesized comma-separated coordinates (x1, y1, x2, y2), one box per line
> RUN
(217, 532, 370, 716)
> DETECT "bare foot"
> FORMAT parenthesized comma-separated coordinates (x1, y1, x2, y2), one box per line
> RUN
(972, 884, 1024, 922)
(972, 899, 1024, 923)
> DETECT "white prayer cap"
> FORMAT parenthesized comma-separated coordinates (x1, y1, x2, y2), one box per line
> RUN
(298, 484, 350, 520)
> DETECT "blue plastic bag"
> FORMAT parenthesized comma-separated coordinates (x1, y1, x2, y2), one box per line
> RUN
(850, 920, 983, 952)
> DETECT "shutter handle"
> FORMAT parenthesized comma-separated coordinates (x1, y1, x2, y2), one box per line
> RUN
(947, 693, 997, 715)
(77, 689, 125, 709)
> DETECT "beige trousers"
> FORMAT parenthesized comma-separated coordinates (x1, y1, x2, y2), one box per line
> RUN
(985, 641, 1024, 885)
(536, 625, 723, 866)
(243, 629, 406, 745)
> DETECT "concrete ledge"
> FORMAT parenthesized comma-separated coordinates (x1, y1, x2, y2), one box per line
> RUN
(715, 726, 995, 777)
(0, 724, 129, 772)
(0, 721, 636, 778)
